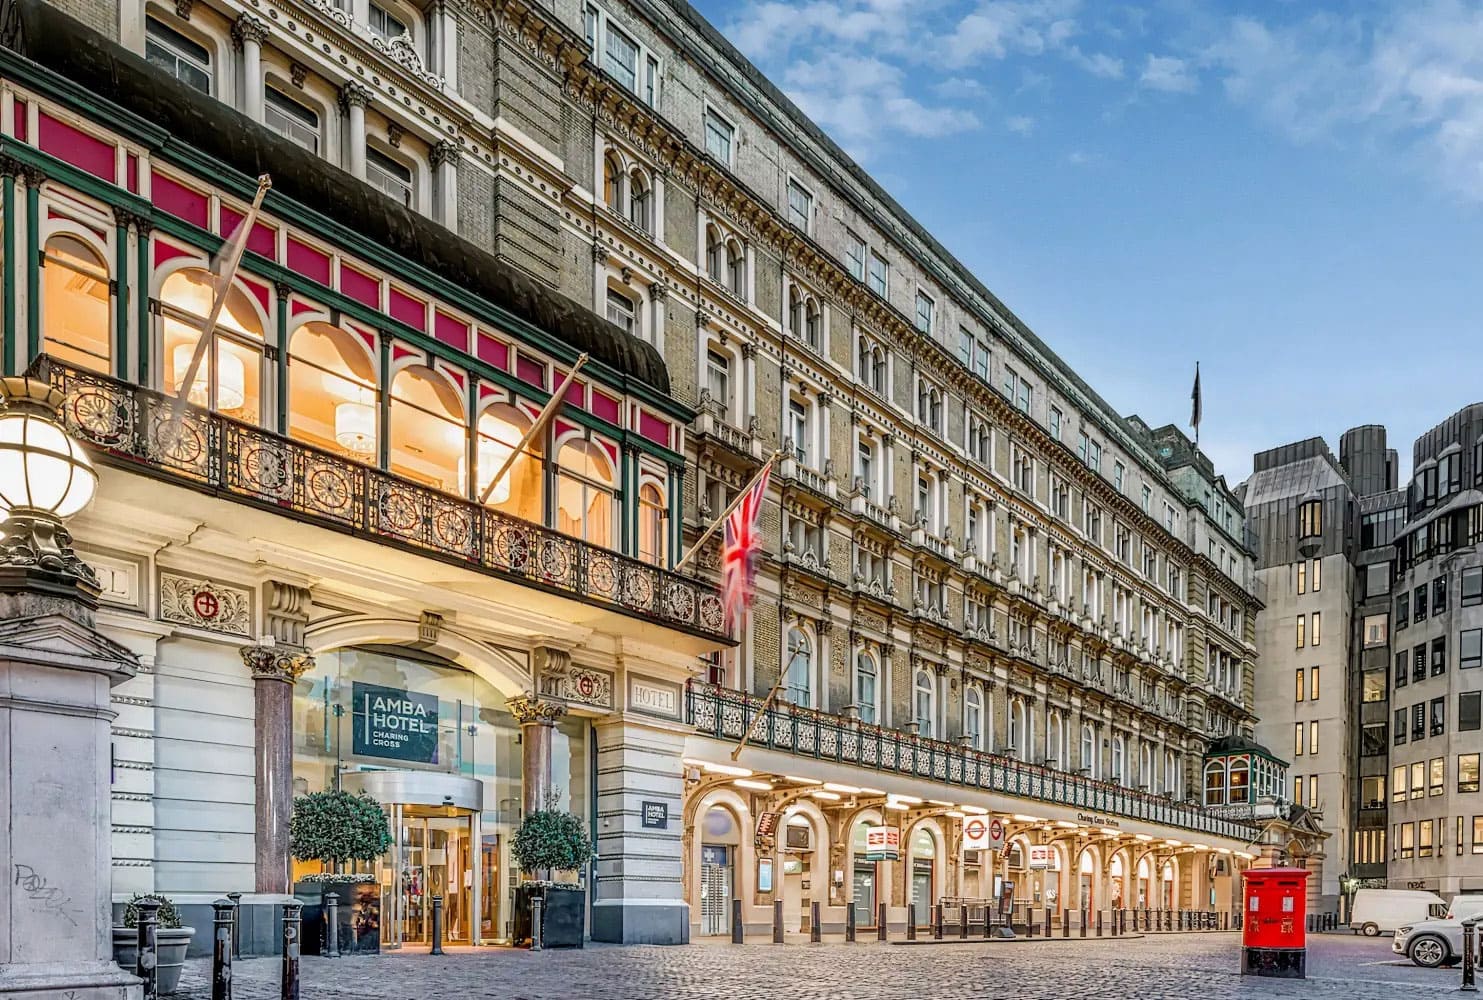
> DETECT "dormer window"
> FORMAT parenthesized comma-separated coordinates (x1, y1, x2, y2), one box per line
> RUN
(1298, 496, 1322, 537)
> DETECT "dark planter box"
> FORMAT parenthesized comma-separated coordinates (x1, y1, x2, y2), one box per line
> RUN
(293, 881, 381, 955)
(513, 884, 585, 949)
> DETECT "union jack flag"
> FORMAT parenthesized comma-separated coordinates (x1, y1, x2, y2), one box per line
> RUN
(721, 460, 773, 631)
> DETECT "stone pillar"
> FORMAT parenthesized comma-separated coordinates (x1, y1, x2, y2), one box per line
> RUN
(434, 0, 458, 90)
(507, 693, 566, 816)
(341, 82, 371, 180)
(242, 645, 313, 893)
(431, 138, 460, 230)
(1, 579, 141, 998)
(649, 282, 667, 348)
(233, 15, 268, 123)
(741, 342, 757, 425)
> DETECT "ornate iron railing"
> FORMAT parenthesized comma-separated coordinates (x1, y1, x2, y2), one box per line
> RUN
(687, 681, 1255, 840)
(45, 361, 727, 641)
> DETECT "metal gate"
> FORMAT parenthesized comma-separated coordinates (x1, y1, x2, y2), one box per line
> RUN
(700, 849, 732, 936)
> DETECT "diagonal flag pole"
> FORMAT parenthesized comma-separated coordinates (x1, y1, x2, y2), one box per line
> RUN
(673, 450, 780, 572)
(477, 353, 588, 505)
(162, 174, 272, 442)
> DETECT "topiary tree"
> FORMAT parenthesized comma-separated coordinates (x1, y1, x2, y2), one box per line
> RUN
(289, 789, 392, 874)
(511, 808, 594, 881)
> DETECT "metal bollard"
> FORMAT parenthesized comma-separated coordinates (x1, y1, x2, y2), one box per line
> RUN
(212, 898, 235, 1000)
(226, 892, 243, 960)
(731, 898, 744, 944)
(846, 901, 856, 943)
(810, 901, 821, 944)
(281, 901, 302, 1000)
(1046, 907, 1054, 940)
(1080, 907, 1087, 938)
(983, 904, 993, 939)
(960, 904, 969, 940)
(430, 894, 445, 956)
(531, 895, 544, 952)
(933, 904, 944, 940)
(1062, 910, 1069, 938)
(1097, 911, 1104, 937)
(1025, 907, 1034, 938)
(878, 903, 888, 941)
(907, 911, 917, 940)
(773, 899, 784, 944)
(324, 891, 340, 959)
(1461, 919, 1477, 992)
(134, 898, 161, 1000)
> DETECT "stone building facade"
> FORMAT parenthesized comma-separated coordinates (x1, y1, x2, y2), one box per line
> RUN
(13, 0, 1265, 944)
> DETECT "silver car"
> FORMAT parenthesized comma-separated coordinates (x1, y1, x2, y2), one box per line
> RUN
(1393, 899, 1483, 968)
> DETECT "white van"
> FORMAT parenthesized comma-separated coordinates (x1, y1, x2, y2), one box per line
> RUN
(1349, 888, 1448, 936)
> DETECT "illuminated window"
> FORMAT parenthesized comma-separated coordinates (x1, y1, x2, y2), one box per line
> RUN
(473, 404, 538, 520)
(287, 322, 377, 457)
(555, 438, 617, 549)
(41, 233, 112, 374)
(637, 481, 666, 565)
(388, 365, 464, 492)
(160, 267, 264, 424)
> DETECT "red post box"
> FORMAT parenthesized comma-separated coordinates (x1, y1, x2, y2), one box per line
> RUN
(1240, 867, 1309, 979)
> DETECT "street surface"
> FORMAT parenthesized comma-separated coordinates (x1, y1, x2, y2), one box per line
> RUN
(176, 931, 1460, 999)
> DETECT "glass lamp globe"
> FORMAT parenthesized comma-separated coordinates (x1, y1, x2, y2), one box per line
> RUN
(0, 377, 98, 521)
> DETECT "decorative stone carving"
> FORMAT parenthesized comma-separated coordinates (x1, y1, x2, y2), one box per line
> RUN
(289, 62, 309, 88)
(232, 13, 269, 47)
(418, 610, 444, 644)
(160, 572, 251, 637)
(430, 138, 462, 169)
(263, 581, 311, 648)
(369, 31, 445, 89)
(507, 693, 567, 726)
(387, 122, 406, 148)
(340, 80, 374, 110)
(240, 645, 315, 683)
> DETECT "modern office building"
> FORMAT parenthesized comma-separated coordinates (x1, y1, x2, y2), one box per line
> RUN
(2, 0, 1264, 948)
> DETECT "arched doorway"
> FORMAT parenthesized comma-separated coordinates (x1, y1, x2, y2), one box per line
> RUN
(1136, 857, 1151, 908)
(1078, 847, 1097, 914)
(1109, 853, 1126, 911)
(781, 809, 823, 933)
(699, 804, 741, 936)
(1161, 859, 1177, 909)
(910, 826, 938, 928)
(850, 817, 883, 929)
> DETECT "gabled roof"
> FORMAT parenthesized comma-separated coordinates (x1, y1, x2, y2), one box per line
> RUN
(0, 0, 673, 397)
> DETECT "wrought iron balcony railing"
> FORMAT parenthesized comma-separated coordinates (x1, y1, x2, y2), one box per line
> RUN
(687, 681, 1255, 840)
(43, 360, 727, 641)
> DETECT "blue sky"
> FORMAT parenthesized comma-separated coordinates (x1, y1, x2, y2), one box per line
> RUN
(690, 0, 1483, 487)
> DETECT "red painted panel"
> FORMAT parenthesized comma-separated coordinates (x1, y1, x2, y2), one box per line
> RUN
(392, 344, 418, 363)
(221, 207, 276, 259)
(286, 239, 332, 286)
(340, 265, 380, 309)
(240, 276, 270, 314)
(554, 419, 575, 439)
(516, 356, 546, 388)
(126, 154, 139, 194)
(591, 391, 621, 424)
(438, 364, 465, 390)
(290, 299, 318, 316)
(433, 311, 469, 351)
(14, 100, 26, 142)
(151, 174, 209, 228)
(478, 383, 499, 401)
(352, 325, 376, 353)
(388, 287, 426, 331)
(38, 112, 115, 182)
(639, 411, 670, 447)
(475, 333, 508, 370)
(561, 376, 585, 407)
(153, 241, 193, 267)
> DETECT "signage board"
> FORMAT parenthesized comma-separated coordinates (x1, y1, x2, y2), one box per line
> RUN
(864, 825, 901, 861)
(1028, 844, 1055, 870)
(641, 801, 669, 829)
(351, 682, 439, 763)
(963, 816, 1007, 853)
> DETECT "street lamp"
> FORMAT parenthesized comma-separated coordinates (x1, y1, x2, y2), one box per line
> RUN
(0, 373, 100, 596)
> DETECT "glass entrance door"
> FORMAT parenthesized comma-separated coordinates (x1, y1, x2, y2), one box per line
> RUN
(378, 806, 479, 947)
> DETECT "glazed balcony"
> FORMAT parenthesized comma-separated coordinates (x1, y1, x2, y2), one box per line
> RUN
(44, 360, 728, 642)
(687, 681, 1255, 840)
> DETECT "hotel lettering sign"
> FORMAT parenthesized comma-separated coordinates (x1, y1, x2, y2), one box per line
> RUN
(352, 682, 439, 763)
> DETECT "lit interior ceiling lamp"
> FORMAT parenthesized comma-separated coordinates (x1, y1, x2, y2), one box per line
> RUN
(457, 415, 519, 504)
(884, 801, 910, 811)
(734, 779, 772, 791)
(809, 790, 841, 801)
(888, 794, 923, 805)
(822, 782, 861, 795)
(172, 343, 245, 411)
(959, 805, 988, 815)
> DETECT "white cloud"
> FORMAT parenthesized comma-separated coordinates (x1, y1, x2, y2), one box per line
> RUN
(1006, 114, 1036, 134)
(1139, 54, 1197, 93)
(941, 0, 1081, 68)
(1066, 46, 1124, 79)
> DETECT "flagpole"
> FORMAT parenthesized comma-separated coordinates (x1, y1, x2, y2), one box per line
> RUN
(165, 175, 272, 437)
(477, 353, 588, 505)
(673, 450, 780, 572)
(731, 680, 783, 762)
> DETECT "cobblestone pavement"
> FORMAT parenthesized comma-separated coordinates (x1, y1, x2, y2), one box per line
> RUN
(175, 932, 1459, 999)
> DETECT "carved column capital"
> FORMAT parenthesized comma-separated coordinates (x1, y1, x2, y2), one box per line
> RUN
(508, 692, 567, 726)
(242, 645, 315, 683)
(232, 13, 269, 47)
(430, 137, 462, 169)
(263, 581, 312, 648)
(340, 80, 374, 110)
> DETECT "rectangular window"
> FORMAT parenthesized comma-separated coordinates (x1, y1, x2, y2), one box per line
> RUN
(1392, 764, 1407, 802)
(1432, 636, 1447, 676)
(1049, 407, 1062, 441)
(1415, 583, 1428, 622)
(1362, 669, 1386, 703)
(1293, 775, 1304, 805)
(365, 147, 413, 207)
(1414, 644, 1427, 683)
(1431, 756, 1446, 796)
(1397, 592, 1410, 629)
(1310, 665, 1320, 701)
(1400, 821, 1415, 859)
(265, 87, 320, 155)
(601, 21, 639, 90)
(1463, 628, 1482, 669)
(145, 16, 212, 94)
(1365, 562, 1390, 600)
(1295, 616, 1305, 648)
(1311, 611, 1321, 646)
(845, 232, 866, 282)
(1464, 567, 1483, 606)
(605, 288, 636, 336)
(645, 55, 660, 105)
(370, 2, 409, 42)
(1412, 760, 1426, 799)
(914, 290, 935, 334)
(1414, 703, 1427, 742)
(704, 109, 734, 165)
(1462, 692, 1482, 732)
(1361, 721, 1386, 756)
(1396, 650, 1408, 689)
(1114, 462, 1125, 492)
(1476, 817, 1483, 855)
(1435, 574, 1449, 614)
(1294, 722, 1304, 757)
(1461, 753, 1480, 793)
(1309, 720, 1318, 755)
(1294, 667, 1305, 703)
(706, 349, 731, 419)
(867, 252, 888, 297)
(1308, 775, 1318, 808)
(1363, 613, 1389, 648)
(788, 400, 809, 466)
(1141, 484, 1151, 513)
(1296, 562, 1306, 594)
(1420, 819, 1434, 858)
(1395, 707, 1407, 745)
(1432, 696, 1446, 736)
(1312, 558, 1321, 591)
(1462, 816, 1467, 856)
(786, 179, 812, 232)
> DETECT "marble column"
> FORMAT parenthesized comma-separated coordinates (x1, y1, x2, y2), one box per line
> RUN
(341, 82, 372, 180)
(242, 645, 314, 894)
(507, 693, 567, 816)
(233, 14, 268, 123)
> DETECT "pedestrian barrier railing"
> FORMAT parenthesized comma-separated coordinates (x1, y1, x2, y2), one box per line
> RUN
(688, 681, 1256, 840)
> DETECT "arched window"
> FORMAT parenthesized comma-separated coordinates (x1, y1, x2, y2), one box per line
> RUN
(556, 439, 617, 549)
(788, 286, 803, 338)
(160, 267, 264, 423)
(854, 651, 878, 724)
(389, 365, 463, 491)
(1046, 713, 1063, 768)
(726, 239, 745, 296)
(1165, 751, 1178, 798)
(42, 232, 112, 373)
(804, 297, 821, 349)
(1228, 755, 1250, 804)
(1008, 697, 1027, 756)
(913, 670, 935, 738)
(1111, 735, 1125, 786)
(628, 168, 651, 232)
(1203, 759, 1226, 806)
(857, 336, 872, 384)
(603, 151, 625, 214)
(784, 627, 812, 707)
(638, 481, 666, 565)
(1080, 724, 1096, 777)
(287, 323, 377, 457)
(964, 687, 983, 750)
(1140, 744, 1153, 790)
(705, 225, 723, 282)
(470, 404, 539, 520)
